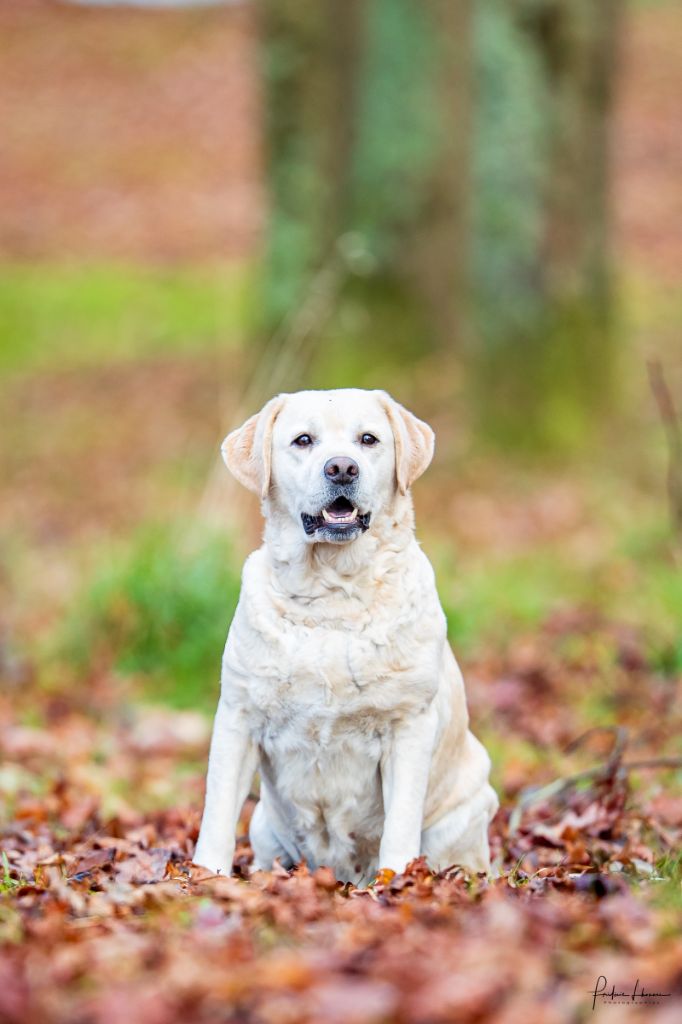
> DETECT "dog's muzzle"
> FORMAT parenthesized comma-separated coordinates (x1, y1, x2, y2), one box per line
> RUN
(301, 495, 371, 537)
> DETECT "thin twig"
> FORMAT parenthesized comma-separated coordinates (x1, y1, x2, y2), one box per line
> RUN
(622, 757, 682, 772)
(508, 744, 682, 837)
(648, 358, 682, 535)
(564, 725, 628, 773)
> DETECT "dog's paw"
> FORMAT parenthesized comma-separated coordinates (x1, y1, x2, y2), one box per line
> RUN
(191, 843, 234, 878)
(376, 847, 414, 876)
(191, 860, 233, 879)
(190, 862, 223, 881)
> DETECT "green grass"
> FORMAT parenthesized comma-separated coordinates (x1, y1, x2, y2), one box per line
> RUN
(0, 262, 255, 372)
(429, 516, 682, 670)
(436, 547, 591, 655)
(0, 852, 19, 895)
(651, 851, 682, 914)
(56, 525, 242, 709)
(613, 521, 682, 671)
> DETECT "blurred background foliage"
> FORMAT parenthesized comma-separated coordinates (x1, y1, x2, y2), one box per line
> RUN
(0, 0, 680, 754)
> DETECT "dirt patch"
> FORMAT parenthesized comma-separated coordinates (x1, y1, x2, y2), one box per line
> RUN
(613, 3, 682, 282)
(0, 0, 263, 262)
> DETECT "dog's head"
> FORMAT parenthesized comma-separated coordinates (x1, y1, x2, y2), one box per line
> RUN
(222, 389, 434, 544)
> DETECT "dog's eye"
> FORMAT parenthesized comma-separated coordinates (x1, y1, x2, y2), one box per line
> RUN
(360, 433, 379, 446)
(292, 434, 313, 447)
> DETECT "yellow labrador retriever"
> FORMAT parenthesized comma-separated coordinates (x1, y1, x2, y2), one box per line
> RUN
(194, 389, 497, 883)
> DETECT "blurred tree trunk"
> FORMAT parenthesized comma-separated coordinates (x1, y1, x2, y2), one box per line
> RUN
(531, 0, 621, 324)
(260, 0, 473, 361)
(404, 0, 472, 348)
(473, 0, 624, 450)
(531, 0, 624, 444)
(263, 0, 363, 267)
(259, 0, 360, 329)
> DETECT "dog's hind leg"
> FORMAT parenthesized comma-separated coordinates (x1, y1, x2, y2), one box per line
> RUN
(421, 783, 498, 875)
(249, 800, 296, 871)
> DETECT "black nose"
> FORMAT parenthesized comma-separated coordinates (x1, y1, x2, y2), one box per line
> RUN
(324, 456, 359, 485)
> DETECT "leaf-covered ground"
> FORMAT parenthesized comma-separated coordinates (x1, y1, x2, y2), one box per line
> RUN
(2, 609, 680, 1024)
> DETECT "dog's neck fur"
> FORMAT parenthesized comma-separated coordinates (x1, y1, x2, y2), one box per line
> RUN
(261, 491, 416, 601)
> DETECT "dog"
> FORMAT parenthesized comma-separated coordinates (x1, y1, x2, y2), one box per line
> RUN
(194, 389, 497, 883)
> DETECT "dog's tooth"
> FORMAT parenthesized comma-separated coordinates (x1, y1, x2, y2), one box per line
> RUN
(321, 507, 358, 524)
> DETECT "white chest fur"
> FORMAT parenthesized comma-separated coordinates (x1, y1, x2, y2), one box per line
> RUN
(226, 544, 445, 716)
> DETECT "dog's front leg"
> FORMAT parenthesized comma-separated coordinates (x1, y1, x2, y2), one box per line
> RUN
(193, 696, 257, 876)
(378, 704, 438, 875)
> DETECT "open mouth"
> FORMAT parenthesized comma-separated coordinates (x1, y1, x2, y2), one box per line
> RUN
(301, 497, 371, 536)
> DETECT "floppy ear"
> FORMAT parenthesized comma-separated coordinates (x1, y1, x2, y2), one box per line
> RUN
(379, 392, 435, 495)
(221, 395, 286, 499)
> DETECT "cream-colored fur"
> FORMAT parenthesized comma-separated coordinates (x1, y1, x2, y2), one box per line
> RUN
(194, 389, 497, 884)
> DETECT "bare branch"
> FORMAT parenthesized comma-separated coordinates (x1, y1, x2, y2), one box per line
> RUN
(648, 358, 682, 535)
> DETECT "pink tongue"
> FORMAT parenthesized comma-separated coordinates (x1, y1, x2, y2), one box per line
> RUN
(326, 503, 354, 519)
